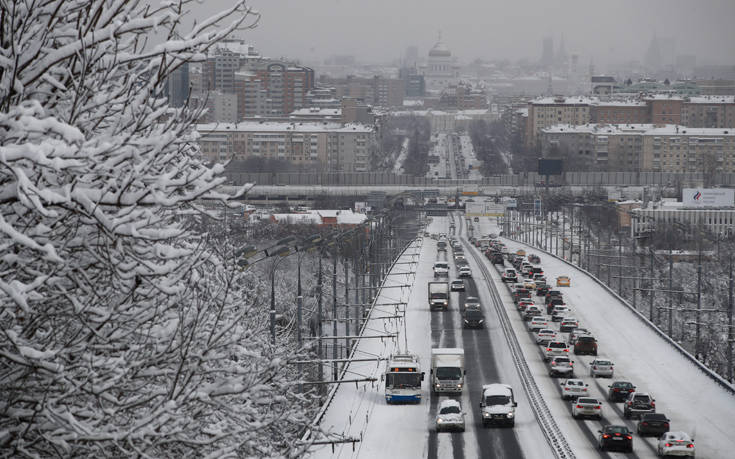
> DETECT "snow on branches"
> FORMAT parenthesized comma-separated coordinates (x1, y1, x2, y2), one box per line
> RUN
(0, 1, 313, 457)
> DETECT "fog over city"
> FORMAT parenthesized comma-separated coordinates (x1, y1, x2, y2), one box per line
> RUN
(192, 0, 735, 66)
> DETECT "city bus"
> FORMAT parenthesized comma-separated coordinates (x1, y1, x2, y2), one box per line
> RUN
(384, 354, 424, 404)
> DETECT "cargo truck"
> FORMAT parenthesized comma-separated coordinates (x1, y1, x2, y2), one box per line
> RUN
(430, 348, 465, 394)
(428, 282, 450, 310)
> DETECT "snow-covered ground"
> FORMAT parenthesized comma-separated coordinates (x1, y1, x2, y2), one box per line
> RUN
(474, 217, 735, 459)
(392, 138, 410, 174)
(426, 133, 448, 179)
(458, 134, 483, 180)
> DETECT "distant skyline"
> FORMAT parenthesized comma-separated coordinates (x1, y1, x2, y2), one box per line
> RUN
(187, 0, 735, 68)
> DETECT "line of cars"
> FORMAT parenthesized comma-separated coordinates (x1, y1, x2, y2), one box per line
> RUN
(491, 243, 695, 457)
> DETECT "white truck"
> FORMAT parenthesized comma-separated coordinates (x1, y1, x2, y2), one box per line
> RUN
(430, 348, 465, 394)
(428, 282, 450, 310)
(479, 383, 517, 427)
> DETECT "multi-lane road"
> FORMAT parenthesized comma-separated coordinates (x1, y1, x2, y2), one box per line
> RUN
(312, 213, 735, 458)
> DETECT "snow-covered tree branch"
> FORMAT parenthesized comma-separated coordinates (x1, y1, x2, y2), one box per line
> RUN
(0, 1, 316, 456)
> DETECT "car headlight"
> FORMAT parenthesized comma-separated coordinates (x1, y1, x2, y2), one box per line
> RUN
(482, 412, 490, 417)
(437, 419, 444, 423)
(478, 320, 484, 324)
(507, 412, 514, 418)
(436, 384, 441, 389)
(457, 384, 462, 389)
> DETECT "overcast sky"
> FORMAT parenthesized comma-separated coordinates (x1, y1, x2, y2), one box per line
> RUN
(188, 0, 735, 67)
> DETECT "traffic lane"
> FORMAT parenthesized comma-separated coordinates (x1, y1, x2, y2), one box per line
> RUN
(462, 276, 525, 459)
(505, 270, 655, 458)
(460, 223, 555, 459)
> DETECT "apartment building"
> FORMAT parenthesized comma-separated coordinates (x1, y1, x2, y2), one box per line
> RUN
(540, 123, 735, 173)
(526, 96, 596, 146)
(321, 75, 406, 107)
(196, 121, 375, 172)
(590, 101, 649, 124)
(681, 95, 735, 128)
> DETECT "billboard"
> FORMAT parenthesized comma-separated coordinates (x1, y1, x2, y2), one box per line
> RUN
(682, 188, 735, 207)
(538, 158, 563, 176)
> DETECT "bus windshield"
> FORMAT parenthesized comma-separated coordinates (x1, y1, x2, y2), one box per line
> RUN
(386, 372, 421, 389)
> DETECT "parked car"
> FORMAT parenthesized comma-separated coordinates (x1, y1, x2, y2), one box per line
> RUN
(450, 280, 465, 292)
(607, 381, 637, 402)
(543, 341, 570, 361)
(436, 399, 466, 432)
(551, 305, 572, 321)
(590, 358, 615, 378)
(559, 317, 579, 333)
(574, 335, 598, 355)
(549, 356, 574, 377)
(657, 431, 695, 457)
(560, 379, 589, 400)
(556, 275, 571, 287)
(573, 397, 603, 420)
(637, 413, 670, 437)
(598, 425, 633, 453)
(528, 316, 549, 332)
(623, 392, 656, 419)
(534, 328, 558, 345)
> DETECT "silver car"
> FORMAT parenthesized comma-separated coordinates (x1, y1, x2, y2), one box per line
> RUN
(560, 379, 590, 400)
(572, 397, 603, 420)
(590, 358, 614, 378)
(436, 399, 465, 432)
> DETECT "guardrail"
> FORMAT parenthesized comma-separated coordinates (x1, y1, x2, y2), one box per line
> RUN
(461, 218, 576, 459)
(505, 236, 735, 396)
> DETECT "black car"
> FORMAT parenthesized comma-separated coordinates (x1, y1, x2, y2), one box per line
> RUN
(636, 413, 670, 437)
(536, 285, 550, 296)
(491, 253, 504, 265)
(607, 381, 636, 402)
(598, 425, 633, 453)
(463, 308, 485, 328)
(544, 291, 563, 304)
(546, 297, 565, 314)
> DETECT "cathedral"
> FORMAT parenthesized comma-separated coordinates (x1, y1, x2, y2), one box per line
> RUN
(421, 33, 460, 92)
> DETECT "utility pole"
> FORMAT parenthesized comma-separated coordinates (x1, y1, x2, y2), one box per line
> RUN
(317, 256, 324, 387)
(296, 257, 303, 393)
(344, 252, 350, 356)
(562, 207, 566, 260)
(332, 247, 338, 380)
(695, 242, 702, 361)
(728, 256, 733, 382)
(649, 248, 655, 323)
(618, 234, 623, 295)
(668, 242, 673, 337)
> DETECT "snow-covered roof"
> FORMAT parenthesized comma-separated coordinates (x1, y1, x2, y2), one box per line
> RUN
(530, 96, 598, 105)
(645, 126, 735, 136)
(592, 100, 647, 107)
(290, 108, 341, 116)
(542, 123, 734, 137)
(643, 94, 683, 101)
(196, 122, 373, 134)
(686, 95, 735, 104)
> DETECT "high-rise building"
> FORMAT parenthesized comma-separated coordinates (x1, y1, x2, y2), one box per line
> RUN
(167, 62, 190, 108)
(404, 46, 419, 68)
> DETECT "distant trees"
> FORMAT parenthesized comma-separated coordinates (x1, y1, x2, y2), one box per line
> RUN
(468, 120, 509, 175)
(0, 1, 316, 456)
(397, 117, 431, 176)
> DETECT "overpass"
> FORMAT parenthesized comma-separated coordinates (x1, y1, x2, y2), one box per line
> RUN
(225, 171, 735, 201)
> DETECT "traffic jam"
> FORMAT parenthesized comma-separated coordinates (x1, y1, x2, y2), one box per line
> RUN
(481, 237, 695, 457)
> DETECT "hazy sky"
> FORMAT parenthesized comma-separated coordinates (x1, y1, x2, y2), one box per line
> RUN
(188, 0, 735, 67)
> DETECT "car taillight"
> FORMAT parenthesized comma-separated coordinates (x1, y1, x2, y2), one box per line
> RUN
(687, 444, 694, 448)
(593, 366, 598, 370)
(641, 422, 648, 426)
(569, 361, 574, 365)
(602, 435, 611, 439)
(576, 404, 582, 409)
(665, 443, 672, 447)
(613, 388, 620, 392)
(582, 387, 587, 391)
(625, 435, 632, 440)
(594, 406, 601, 409)
(546, 348, 551, 351)
(664, 423, 669, 428)
(564, 388, 569, 391)
(563, 349, 569, 352)
(651, 401, 655, 407)
(614, 433, 621, 437)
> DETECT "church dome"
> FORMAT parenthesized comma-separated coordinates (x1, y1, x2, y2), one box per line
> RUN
(429, 41, 451, 58)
